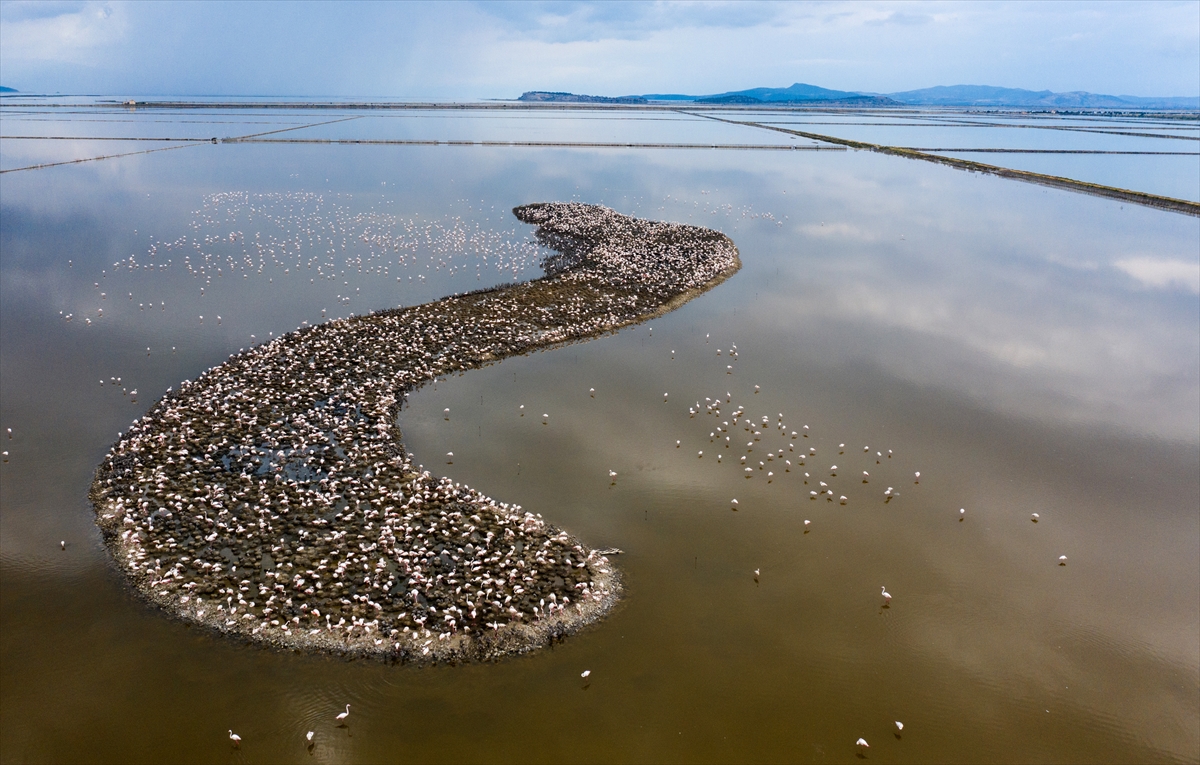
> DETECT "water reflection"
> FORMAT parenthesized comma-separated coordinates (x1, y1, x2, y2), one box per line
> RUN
(1, 107, 1197, 763)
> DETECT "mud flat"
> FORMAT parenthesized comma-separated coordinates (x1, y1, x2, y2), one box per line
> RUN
(90, 202, 740, 663)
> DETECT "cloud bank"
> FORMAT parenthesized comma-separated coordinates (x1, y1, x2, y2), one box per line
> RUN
(1, 1, 1197, 99)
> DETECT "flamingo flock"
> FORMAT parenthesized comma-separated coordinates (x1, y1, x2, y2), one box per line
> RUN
(90, 202, 740, 663)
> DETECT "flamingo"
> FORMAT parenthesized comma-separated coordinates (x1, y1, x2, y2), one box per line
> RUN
(228, 730, 241, 747)
(336, 704, 350, 724)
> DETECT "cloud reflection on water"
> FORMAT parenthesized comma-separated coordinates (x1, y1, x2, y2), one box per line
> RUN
(2, 111, 1198, 763)
(1115, 256, 1200, 294)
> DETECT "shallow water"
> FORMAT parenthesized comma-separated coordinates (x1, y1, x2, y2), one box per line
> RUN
(930, 151, 1200, 202)
(719, 108, 1200, 201)
(1, 104, 1198, 763)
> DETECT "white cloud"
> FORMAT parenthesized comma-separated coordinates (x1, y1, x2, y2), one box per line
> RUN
(865, 11, 934, 26)
(796, 221, 882, 242)
(0, 1, 88, 23)
(0, 0, 124, 65)
(0, 1, 1196, 98)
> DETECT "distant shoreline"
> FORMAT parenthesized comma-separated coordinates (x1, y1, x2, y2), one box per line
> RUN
(16, 99, 1198, 118)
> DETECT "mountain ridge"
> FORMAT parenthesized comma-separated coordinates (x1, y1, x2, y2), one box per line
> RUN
(881, 84, 1198, 109)
(521, 83, 1198, 109)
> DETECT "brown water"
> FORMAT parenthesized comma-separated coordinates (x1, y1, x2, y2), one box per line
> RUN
(2, 104, 1198, 763)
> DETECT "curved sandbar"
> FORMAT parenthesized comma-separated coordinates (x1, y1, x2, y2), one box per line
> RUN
(91, 202, 740, 662)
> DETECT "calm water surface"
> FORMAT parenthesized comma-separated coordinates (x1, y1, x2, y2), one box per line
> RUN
(1, 105, 1198, 763)
(734, 108, 1200, 201)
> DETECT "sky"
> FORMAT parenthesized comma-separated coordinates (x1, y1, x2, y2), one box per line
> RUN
(1, 0, 1197, 98)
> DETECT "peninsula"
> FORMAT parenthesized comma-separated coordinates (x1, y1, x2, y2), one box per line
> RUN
(90, 203, 739, 663)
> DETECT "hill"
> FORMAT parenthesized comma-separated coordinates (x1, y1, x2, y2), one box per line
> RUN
(516, 83, 1197, 110)
(885, 85, 1199, 109)
(700, 82, 862, 102)
(652, 82, 896, 105)
(518, 91, 648, 104)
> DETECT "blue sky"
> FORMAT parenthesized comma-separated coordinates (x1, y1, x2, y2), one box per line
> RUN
(1, 1, 1197, 98)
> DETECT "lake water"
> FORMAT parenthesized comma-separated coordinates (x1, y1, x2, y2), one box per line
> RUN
(1, 101, 1198, 763)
